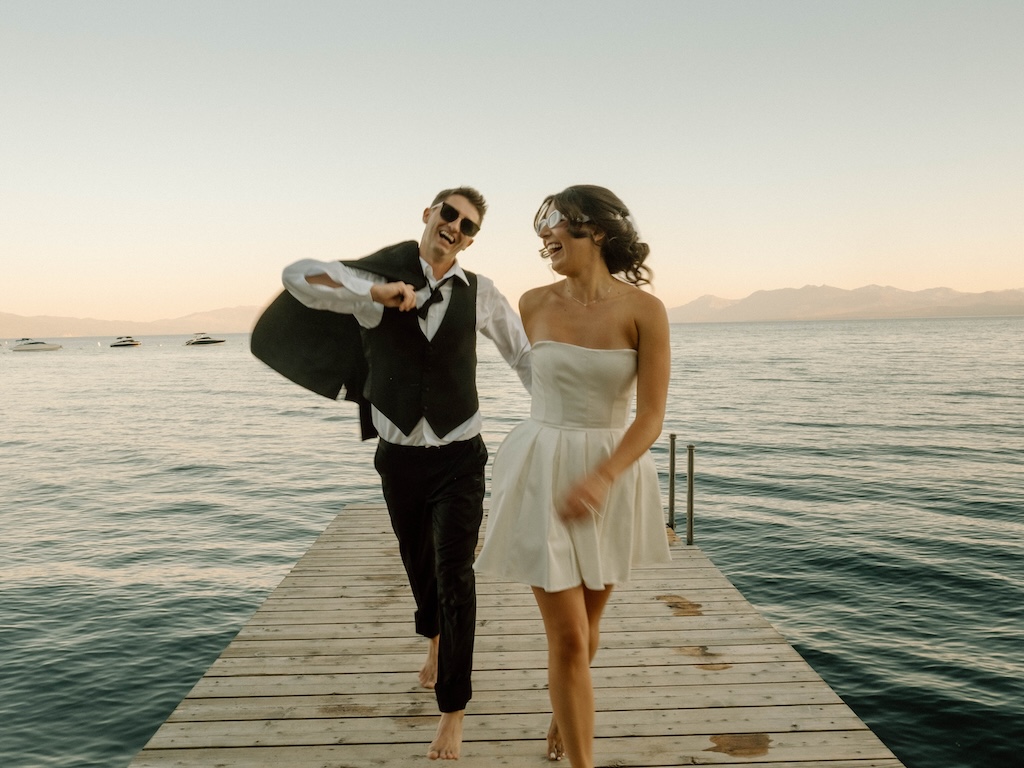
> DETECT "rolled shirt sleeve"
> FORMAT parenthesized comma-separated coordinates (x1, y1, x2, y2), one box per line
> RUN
(282, 259, 384, 329)
(476, 274, 532, 394)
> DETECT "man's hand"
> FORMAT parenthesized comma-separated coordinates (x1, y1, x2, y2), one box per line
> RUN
(370, 281, 417, 311)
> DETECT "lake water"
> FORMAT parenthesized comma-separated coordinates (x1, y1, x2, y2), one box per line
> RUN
(1, 317, 1021, 767)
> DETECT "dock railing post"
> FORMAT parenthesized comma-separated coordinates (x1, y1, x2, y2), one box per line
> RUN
(667, 436, 695, 545)
(668, 434, 676, 530)
(687, 444, 695, 546)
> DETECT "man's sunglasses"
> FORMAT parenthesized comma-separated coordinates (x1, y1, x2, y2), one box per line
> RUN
(436, 202, 481, 237)
(534, 209, 590, 235)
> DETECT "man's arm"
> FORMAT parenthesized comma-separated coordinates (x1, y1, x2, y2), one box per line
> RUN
(476, 275, 532, 393)
(283, 259, 416, 327)
(304, 272, 417, 311)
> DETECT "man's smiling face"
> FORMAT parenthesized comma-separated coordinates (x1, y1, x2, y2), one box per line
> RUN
(420, 194, 480, 262)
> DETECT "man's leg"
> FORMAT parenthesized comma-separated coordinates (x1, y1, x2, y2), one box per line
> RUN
(430, 435, 487, 711)
(427, 436, 487, 759)
(375, 436, 486, 759)
(375, 441, 441, 652)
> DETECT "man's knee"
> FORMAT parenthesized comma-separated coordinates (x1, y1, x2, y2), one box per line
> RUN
(436, 559, 476, 609)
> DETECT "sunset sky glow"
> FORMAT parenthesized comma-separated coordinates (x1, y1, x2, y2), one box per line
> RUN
(2, 0, 1022, 322)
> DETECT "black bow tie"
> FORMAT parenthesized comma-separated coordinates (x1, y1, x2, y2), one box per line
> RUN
(417, 276, 454, 319)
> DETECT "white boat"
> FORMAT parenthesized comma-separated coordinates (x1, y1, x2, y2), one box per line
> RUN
(110, 336, 141, 347)
(185, 332, 226, 346)
(12, 338, 62, 351)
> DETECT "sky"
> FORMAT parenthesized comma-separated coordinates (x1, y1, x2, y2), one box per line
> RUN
(2, 0, 1022, 322)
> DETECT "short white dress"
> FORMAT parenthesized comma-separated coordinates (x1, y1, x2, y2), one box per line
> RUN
(474, 340, 671, 592)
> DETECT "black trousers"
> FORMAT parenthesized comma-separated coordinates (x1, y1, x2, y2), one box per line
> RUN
(374, 435, 487, 713)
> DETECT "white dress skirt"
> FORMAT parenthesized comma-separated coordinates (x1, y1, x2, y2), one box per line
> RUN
(475, 340, 671, 592)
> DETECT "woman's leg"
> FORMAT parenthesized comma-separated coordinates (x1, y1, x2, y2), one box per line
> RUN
(583, 585, 614, 660)
(547, 586, 614, 760)
(533, 585, 614, 767)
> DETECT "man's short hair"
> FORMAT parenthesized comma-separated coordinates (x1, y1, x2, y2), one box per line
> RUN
(432, 187, 487, 223)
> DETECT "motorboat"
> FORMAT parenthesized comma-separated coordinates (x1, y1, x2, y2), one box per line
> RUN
(185, 332, 226, 346)
(12, 338, 62, 351)
(110, 336, 141, 347)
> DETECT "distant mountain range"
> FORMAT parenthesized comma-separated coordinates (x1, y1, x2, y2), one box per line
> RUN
(3, 286, 1023, 338)
(0, 305, 262, 338)
(666, 285, 1024, 323)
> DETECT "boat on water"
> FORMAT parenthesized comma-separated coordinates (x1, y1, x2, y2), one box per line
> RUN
(185, 333, 226, 346)
(12, 338, 62, 352)
(110, 336, 141, 347)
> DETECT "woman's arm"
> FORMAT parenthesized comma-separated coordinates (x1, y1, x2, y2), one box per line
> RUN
(558, 293, 671, 520)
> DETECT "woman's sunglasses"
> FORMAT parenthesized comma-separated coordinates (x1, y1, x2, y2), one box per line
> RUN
(534, 209, 590, 235)
(436, 202, 481, 237)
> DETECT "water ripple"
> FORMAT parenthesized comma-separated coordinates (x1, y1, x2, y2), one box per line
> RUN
(2, 320, 1022, 768)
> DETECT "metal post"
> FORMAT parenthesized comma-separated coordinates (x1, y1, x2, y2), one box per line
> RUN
(686, 444, 695, 545)
(668, 434, 676, 530)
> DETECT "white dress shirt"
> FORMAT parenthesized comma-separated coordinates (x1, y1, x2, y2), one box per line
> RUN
(282, 257, 532, 446)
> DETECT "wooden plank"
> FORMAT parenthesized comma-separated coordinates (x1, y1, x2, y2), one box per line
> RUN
(131, 737, 904, 767)
(232, 615, 776, 642)
(145, 705, 872, 748)
(129, 503, 906, 767)
(204, 644, 808, 676)
(164, 686, 850, 724)
(243, 598, 751, 624)
(184, 665, 831, 700)
(216, 627, 791, 658)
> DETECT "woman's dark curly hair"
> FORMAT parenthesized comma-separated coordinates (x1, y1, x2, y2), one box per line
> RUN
(535, 185, 652, 286)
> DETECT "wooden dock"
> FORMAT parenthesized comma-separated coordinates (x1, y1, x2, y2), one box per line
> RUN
(130, 503, 906, 767)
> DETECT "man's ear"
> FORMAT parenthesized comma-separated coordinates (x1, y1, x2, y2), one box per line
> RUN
(423, 208, 432, 224)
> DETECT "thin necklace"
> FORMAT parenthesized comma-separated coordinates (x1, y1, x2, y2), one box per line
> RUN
(565, 281, 614, 307)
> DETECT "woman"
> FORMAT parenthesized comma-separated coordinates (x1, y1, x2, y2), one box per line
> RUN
(474, 185, 671, 767)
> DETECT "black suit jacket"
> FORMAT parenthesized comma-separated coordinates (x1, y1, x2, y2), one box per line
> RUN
(250, 241, 426, 440)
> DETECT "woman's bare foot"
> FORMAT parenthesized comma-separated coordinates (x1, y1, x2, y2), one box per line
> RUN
(419, 636, 439, 689)
(428, 710, 464, 760)
(547, 717, 565, 761)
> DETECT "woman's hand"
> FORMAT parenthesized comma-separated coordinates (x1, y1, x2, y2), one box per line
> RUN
(557, 470, 613, 522)
(370, 281, 417, 311)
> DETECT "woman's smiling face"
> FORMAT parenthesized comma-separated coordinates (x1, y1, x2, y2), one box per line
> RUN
(536, 201, 600, 274)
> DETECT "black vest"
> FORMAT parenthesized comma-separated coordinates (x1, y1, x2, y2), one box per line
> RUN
(250, 241, 479, 441)
(361, 272, 479, 437)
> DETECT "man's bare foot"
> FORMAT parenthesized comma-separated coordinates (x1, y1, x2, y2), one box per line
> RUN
(547, 717, 564, 761)
(427, 710, 464, 760)
(419, 636, 439, 689)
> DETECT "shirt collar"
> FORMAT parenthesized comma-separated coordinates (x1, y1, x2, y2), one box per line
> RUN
(419, 257, 468, 287)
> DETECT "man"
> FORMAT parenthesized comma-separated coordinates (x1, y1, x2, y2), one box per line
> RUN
(254, 187, 530, 760)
